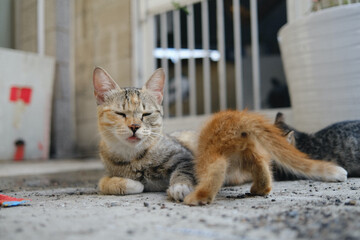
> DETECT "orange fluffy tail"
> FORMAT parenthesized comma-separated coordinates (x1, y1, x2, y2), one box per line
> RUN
(257, 123, 347, 182)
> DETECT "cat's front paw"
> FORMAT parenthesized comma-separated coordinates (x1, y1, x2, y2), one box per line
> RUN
(125, 179, 145, 194)
(167, 183, 193, 202)
(328, 166, 348, 182)
(183, 190, 213, 206)
(99, 177, 144, 195)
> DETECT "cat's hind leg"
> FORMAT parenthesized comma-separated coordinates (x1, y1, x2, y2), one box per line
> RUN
(99, 176, 144, 195)
(184, 154, 228, 206)
(246, 152, 272, 196)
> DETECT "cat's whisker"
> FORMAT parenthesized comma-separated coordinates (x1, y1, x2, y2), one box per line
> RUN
(146, 134, 161, 141)
(99, 130, 115, 136)
(100, 129, 121, 136)
(116, 131, 129, 135)
(150, 132, 162, 137)
(116, 127, 130, 133)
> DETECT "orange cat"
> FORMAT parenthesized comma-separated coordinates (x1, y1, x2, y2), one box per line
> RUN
(184, 110, 347, 205)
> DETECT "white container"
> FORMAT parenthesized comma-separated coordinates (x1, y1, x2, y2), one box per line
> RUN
(278, 4, 360, 132)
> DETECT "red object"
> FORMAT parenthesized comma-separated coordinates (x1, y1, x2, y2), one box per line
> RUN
(9, 87, 19, 102)
(14, 141, 25, 161)
(0, 194, 25, 204)
(0, 194, 30, 207)
(20, 87, 32, 104)
(9, 86, 32, 104)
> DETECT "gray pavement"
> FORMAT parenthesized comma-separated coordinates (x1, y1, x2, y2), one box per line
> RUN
(0, 159, 360, 240)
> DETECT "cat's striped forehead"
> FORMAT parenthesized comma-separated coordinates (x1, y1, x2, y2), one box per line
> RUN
(120, 87, 145, 111)
(122, 87, 142, 106)
(104, 87, 161, 112)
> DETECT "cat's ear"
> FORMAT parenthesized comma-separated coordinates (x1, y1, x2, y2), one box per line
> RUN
(285, 131, 295, 145)
(275, 112, 285, 124)
(143, 68, 165, 104)
(93, 67, 120, 105)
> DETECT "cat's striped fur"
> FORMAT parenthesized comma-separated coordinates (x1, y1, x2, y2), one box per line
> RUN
(274, 112, 360, 179)
(93, 67, 195, 201)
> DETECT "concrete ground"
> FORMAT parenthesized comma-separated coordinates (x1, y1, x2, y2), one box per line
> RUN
(1, 159, 360, 240)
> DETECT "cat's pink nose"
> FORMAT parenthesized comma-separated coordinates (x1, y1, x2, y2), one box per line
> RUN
(129, 124, 140, 134)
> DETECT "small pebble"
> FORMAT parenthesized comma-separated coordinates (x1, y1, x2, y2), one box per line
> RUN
(287, 210, 298, 218)
(143, 202, 149, 207)
(345, 200, 356, 206)
(109, 202, 119, 207)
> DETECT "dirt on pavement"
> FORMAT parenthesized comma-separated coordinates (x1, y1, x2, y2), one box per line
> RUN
(1, 168, 360, 240)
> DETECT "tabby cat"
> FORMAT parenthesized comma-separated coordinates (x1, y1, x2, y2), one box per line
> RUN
(275, 112, 360, 178)
(93, 67, 195, 201)
(184, 110, 347, 205)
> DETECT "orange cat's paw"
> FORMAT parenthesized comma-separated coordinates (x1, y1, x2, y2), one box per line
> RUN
(183, 190, 214, 206)
(250, 185, 271, 196)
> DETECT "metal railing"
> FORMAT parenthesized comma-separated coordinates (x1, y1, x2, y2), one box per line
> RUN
(133, 0, 262, 118)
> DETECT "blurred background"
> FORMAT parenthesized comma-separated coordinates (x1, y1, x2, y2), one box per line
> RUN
(0, 0, 359, 161)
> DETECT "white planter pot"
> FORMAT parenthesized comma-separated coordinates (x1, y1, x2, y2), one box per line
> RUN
(278, 4, 360, 132)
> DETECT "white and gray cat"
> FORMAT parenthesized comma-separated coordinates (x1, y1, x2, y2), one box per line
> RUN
(93, 67, 196, 201)
(274, 112, 360, 179)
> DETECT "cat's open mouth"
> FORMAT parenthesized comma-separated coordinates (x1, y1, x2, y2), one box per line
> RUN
(127, 136, 141, 143)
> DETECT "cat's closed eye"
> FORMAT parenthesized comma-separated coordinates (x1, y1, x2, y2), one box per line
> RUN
(142, 113, 152, 117)
(142, 112, 152, 120)
(115, 111, 126, 117)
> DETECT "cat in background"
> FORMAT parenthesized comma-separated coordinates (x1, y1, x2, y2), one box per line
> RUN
(93, 67, 195, 201)
(184, 110, 347, 206)
(274, 112, 360, 178)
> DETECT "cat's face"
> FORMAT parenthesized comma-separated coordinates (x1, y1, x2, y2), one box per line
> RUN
(93, 67, 165, 148)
